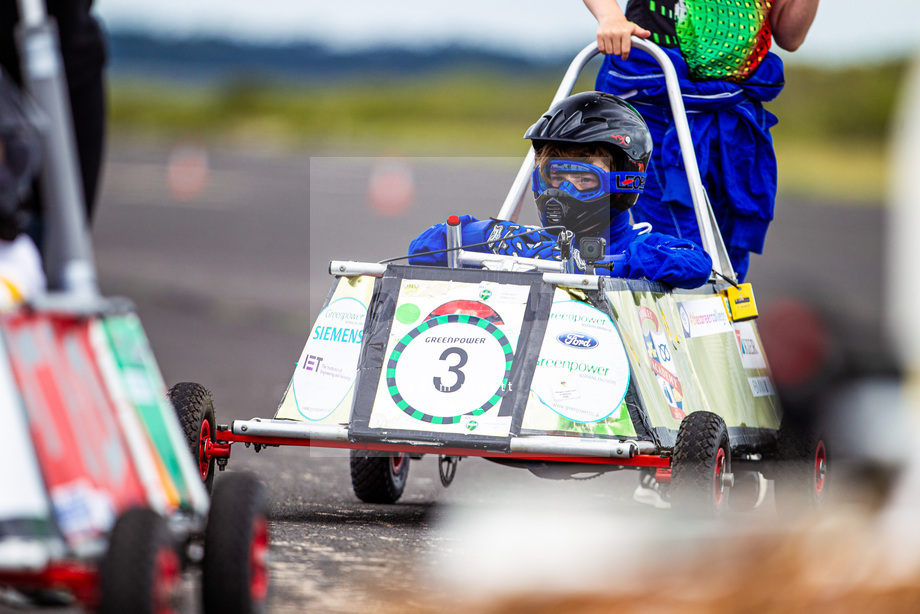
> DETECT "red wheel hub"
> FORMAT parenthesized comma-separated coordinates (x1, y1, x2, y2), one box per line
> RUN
(814, 440, 827, 498)
(198, 419, 212, 481)
(713, 447, 727, 510)
(390, 453, 405, 474)
(152, 547, 181, 614)
(249, 515, 270, 602)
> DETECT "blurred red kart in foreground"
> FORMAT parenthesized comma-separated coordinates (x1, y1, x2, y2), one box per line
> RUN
(0, 1, 269, 611)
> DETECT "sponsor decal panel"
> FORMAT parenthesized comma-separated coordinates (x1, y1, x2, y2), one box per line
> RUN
(748, 376, 775, 398)
(530, 300, 630, 424)
(639, 305, 685, 420)
(370, 279, 529, 436)
(293, 296, 368, 421)
(734, 321, 767, 370)
(677, 296, 733, 339)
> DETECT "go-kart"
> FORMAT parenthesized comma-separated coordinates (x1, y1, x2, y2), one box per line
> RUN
(0, 1, 268, 611)
(197, 37, 828, 515)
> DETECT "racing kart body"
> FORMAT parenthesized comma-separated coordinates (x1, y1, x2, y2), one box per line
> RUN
(0, 1, 268, 610)
(205, 38, 827, 515)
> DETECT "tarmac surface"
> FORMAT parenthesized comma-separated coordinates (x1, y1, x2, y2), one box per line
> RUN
(1, 145, 888, 612)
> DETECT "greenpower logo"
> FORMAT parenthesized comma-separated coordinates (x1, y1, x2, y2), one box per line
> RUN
(386, 314, 513, 425)
(479, 289, 492, 300)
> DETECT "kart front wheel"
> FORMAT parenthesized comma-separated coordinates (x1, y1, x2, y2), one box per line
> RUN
(670, 411, 731, 515)
(168, 382, 217, 494)
(202, 472, 270, 614)
(98, 508, 182, 614)
(774, 422, 829, 515)
(349, 450, 409, 503)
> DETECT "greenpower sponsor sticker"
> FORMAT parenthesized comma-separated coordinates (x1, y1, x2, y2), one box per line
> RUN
(530, 300, 630, 423)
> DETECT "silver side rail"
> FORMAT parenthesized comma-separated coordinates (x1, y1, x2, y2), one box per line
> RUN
(231, 419, 658, 459)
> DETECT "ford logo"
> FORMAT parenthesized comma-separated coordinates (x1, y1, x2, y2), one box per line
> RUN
(556, 332, 599, 349)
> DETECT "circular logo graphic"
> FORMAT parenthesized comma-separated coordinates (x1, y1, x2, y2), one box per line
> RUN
(386, 314, 513, 424)
(678, 303, 691, 338)
(395, 303, 421, 324)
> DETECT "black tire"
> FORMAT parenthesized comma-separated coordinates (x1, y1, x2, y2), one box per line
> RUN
(98, 508, 181, 614)
(202, 472, 270, 614)
(774, 421, 829, 515)
(168, 382, 216, 494)
(670, 411, 731, 515)
(349, 450, 409, 503)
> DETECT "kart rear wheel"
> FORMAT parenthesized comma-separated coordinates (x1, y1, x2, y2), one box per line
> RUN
(202, 472, 270, 614)
(670, 411, 731, 515)
(349, 450, 409, 503)
(98, 508, 181, 614)
(774, 422, 829, 515)
(168, 381, 216, 494)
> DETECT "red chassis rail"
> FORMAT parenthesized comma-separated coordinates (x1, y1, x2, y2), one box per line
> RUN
(213, 426, 671, 469)
(0, 561, 97, 607)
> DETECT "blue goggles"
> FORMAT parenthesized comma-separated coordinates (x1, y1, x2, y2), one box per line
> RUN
(531, 160, 646, 202)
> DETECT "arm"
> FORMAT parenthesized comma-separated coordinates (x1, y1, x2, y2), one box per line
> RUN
(770, 0, 820, 52)
(582, 0, 650, 59)
(408, 218, 560, 265)
(596, 233, 713, 289)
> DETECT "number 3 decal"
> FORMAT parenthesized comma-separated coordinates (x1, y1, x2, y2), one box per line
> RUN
(433, 347, 468, 393)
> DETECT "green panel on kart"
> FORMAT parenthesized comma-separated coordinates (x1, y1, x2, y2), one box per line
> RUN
(99, 314, 210, 513)
(605, 285, 779, 431)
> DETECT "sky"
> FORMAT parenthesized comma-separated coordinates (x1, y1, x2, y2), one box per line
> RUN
(94, 0, 920, 65)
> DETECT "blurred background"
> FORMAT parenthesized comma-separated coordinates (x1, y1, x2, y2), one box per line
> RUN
(41, 1, 920, 612)
(96, 0, 916, 200)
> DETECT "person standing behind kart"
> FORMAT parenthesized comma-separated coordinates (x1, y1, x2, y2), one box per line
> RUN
(583, 0, 819, 281)
(0, 67, 45, 309)
(0, 0, 107, 241)
(409, 91, 713, 289)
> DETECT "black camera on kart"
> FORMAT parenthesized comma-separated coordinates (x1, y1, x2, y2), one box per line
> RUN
(579, 236, 606, 274)
(579, 237, 606, 262)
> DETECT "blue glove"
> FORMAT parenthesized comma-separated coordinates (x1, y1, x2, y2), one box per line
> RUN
(409, 217, 561, 265)
(483, 220, 560, 260)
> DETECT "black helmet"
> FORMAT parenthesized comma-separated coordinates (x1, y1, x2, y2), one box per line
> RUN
(524, 92, 652, 235)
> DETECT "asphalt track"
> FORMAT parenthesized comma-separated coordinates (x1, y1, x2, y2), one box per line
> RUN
(2, 145, 887, 612)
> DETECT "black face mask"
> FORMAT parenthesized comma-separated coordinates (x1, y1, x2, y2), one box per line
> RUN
(535, 188, 612, 237)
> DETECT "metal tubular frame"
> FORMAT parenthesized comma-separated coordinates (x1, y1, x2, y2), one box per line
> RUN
(496, 38, 736, 282)
(16, 0, 100, 298)
(216, 425, 668, 468)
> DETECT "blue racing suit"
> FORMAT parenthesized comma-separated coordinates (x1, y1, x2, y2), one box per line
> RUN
(408, 211, 712, 290)
(596, 46, 784, 281)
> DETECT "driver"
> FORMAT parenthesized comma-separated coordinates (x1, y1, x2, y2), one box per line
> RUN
(408, 91, 712, 289)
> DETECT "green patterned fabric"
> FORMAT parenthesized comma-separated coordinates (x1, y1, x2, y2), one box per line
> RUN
(627, 0, 773, 82)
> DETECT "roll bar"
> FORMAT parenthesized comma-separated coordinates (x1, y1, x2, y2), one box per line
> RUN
(497, 38, 736, 283)
(16, 0, 100, 299)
